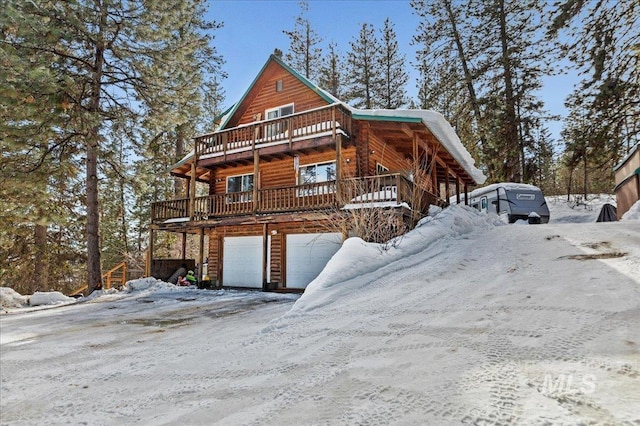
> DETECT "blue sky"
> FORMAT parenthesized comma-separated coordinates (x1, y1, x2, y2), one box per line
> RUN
(208, 0, 578, 143)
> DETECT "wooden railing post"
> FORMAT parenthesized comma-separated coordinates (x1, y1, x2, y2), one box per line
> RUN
(189, 161, 196, 220)
(335, 109, 342, 203)
(223, 133, 228, 161)
(253, 149, 259, 213)
(288, 117, 293, 149)
(147, 229, 154, 277)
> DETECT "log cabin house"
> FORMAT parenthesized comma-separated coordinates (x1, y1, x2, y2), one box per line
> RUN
(148, 54, 486, 291)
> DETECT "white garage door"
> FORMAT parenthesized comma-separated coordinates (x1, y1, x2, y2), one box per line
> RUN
(286, 233, 342, 289)
(223, 236, 262, 288)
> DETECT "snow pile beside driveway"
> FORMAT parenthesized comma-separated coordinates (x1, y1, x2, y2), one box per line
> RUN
(28, 291, 75, 307)
(622, 200, 640, 220)
(296, 204, 502, 311)
(1, 278, 186, 313)
(1, 288, 76, 310)
(0, 287, 28, 310)
(122, 277, 179, 293)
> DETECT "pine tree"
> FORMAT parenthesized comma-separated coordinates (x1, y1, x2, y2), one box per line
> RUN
(412, 0, 555, 183)
(0, 2, 85, 293)
(283, 1, 323, 81)
(379, 18, 408, 109)
(474, 0, 554, 182)
(415, 55, 478, 160)
(1, 0, 224, 294)
(318, 41, 343, 98)
(346, 23, 383, 109)
(550, 0, 639, 178)
(412, 0, 491, 176)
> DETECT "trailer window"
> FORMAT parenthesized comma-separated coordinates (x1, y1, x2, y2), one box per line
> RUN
(481, 198, 487, 210)
(516, 193, 535, 200)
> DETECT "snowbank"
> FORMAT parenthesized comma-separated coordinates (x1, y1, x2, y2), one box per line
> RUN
(294, 205, 502, 311)
(621, 200, 640, 220)
(28, 291, 76, 307)
(1, 288, 77, 310)
(122, 277, 179, 293)
(0, 287, 28, 310)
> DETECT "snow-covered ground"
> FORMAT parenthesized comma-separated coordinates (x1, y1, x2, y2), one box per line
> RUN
(1, 196, 639, 425)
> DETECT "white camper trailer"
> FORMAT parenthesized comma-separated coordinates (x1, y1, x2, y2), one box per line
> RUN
(468, 183, 550, 224)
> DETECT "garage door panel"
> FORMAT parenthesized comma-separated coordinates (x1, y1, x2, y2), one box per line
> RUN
(286, 233, 342, 289)
(223, 236, 262, 288)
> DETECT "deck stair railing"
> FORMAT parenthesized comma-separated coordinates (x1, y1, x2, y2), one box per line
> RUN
(103, 261, 127, 290)
(69, 261, 128, 296)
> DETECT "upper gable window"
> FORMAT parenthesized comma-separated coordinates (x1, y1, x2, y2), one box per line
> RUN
(265, 104, 294, 137)
(266, 104, 294, 120)
(276, 80, 283, 92)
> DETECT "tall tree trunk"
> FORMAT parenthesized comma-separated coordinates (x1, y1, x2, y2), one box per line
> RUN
(497, 0, 520, 182)
(86, 2, 107, 294)
(566, 168, 573, 201)
(583, 149, 588, 198)
(443, 0, 492, 178)
(34, 223, 47, 291)
(119, 176, 129, 254)
(175, 123, 187, 197)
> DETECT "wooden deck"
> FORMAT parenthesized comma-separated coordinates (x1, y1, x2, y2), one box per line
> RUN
(195, 104, 352, 161)
(151, 174, 442, 224)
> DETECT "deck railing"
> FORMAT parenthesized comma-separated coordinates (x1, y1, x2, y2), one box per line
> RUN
(152, 174, 441, 223)
(194, 104, 352, 159)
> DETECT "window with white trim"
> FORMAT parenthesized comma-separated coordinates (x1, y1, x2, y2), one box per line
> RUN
(297, 161, 336, 195)
(226, 173, 253, 202)
(265, 103, 294, 137)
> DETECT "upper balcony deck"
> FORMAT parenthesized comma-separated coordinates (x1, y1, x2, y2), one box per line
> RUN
(193, 104, 352, 166)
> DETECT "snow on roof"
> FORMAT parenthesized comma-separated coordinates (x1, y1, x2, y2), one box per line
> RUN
(347, 108, 486, 185)
(470, 182, 542, 197)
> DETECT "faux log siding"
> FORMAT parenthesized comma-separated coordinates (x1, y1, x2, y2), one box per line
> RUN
(206, 220, 339, 288)
(354, 121, 370, 178)
(212, 147, 359, 194)
(368, 133, 413, 175)
(269, 233, 283, 284)
(230, 62, 330, 128)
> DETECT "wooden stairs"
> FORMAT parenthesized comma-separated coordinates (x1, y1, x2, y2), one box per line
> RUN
(70, 261, 128, 296)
